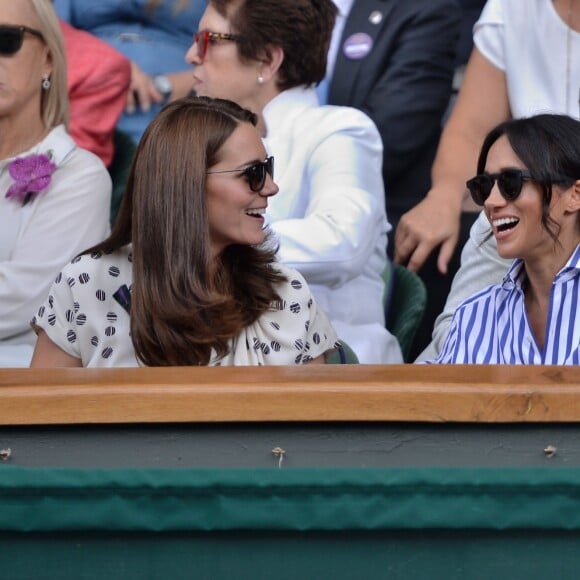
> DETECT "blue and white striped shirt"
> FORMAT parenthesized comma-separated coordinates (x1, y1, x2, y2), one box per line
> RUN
(431, 244, 580, 365)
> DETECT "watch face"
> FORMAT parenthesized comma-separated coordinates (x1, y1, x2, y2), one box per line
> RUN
(153, 75, 172, 96)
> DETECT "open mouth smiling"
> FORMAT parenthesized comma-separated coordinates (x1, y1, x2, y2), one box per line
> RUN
(492, 216, 519, 233)
(245, 207, 266, 218)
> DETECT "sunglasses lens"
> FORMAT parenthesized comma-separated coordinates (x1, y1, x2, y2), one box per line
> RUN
(467, 175, 492, 206)
(0, 28, 23, 55)
(194, 31, 208, 61)
(265, 156, 274, 179)
(246, 163, 266, 192)
(498, 170, 523, 201)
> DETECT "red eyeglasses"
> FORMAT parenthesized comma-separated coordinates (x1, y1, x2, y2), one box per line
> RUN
(193, 30, 241, 63)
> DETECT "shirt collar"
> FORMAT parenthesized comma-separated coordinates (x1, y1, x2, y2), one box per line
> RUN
(502, 243, 580, 288)
(0, 125, 75, 169)
(262, 87, 319, 137)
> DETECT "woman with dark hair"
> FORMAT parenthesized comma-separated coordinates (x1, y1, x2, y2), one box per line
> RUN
(30, 96, 339, 367)
(430, 114, 580, 364)
(185, 0, 402, 364)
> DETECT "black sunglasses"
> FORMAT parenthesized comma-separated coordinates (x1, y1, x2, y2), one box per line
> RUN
(207, 156, 274, 192)
(0, 25, 44, 56)
(466, 169, 534, 206)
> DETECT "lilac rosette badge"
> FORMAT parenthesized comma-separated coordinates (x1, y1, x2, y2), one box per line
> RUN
(5, 153, 57, 206)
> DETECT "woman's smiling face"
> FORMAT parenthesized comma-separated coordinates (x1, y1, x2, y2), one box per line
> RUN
(205, 121, 278, 258)
(483, 135, 569, 263)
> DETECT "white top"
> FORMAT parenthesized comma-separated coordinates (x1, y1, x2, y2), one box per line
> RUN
(0, 125, 111, 365)
(474, 0, 580, 119)
(263, 87, 403, 363)
(417, 0, 580, 362)
(32, 247, 339, 367)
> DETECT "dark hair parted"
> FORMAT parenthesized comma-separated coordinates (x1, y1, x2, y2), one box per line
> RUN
(210, 0, 337, 91)
(478, 113, 580, 240)
(86, 95, 286, 366)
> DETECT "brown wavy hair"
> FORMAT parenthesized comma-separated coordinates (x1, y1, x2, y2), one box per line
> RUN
(86, 96, 286, 366)
(210, 0, 337, 92)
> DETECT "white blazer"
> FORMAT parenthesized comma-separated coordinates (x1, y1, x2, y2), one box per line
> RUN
(263, 87, 403, 363)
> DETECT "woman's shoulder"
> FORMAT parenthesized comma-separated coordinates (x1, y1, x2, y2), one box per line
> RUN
(271, 263, 309, 293)
(60, 247, 132, 283)
(476, 0, 541, 28)
(304, 104, 379, 139)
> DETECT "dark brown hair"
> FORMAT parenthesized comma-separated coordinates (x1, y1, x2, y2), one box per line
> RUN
(87, 95, 286, 366)
(210, 0, 337, 91)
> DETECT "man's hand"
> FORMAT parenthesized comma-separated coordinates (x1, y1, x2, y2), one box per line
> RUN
(394, 193, 462, 274)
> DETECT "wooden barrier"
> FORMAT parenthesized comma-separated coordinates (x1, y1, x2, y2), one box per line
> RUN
(2, 365, 580, 579)
(0, 364, 578, 425)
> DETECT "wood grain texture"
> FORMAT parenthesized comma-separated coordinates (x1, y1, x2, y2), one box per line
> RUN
(0, 365, 578, 425)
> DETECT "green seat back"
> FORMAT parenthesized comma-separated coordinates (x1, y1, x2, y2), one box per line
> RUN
(325, 341, 360, 364)
(108, 130, 137, 226)
(384, 263, 427, 362)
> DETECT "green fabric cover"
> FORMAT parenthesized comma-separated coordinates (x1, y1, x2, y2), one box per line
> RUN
(4, 467, 580, 579)
(2, 466, 580, 532)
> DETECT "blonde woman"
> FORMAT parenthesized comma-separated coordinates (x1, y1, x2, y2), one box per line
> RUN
(0, 0, 111, 366)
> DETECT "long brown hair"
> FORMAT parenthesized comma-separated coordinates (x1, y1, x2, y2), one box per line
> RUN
(87, 96, 286, 366)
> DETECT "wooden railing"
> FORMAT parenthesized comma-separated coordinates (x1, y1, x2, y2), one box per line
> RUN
(0, 365, 579, 425)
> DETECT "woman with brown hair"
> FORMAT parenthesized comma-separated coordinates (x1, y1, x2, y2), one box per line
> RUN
(30, 96, 339, 367)
(186, 0, 401, 364)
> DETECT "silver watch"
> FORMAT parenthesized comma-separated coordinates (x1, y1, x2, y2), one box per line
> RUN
(153, 75, 173, 99)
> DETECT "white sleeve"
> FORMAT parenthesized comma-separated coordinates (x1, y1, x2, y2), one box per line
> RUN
(0, 150, 111, 340)
(473, 0, 506, 72)
(415, 211, 510, 361)
(271, 111, 389, 288)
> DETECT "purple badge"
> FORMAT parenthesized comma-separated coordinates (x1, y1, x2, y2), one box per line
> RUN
(343, 32, 373, 60)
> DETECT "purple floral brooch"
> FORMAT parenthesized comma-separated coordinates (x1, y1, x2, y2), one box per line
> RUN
(5, 152, 57, 206)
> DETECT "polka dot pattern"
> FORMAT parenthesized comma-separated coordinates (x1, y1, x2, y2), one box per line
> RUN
(32, 247, 338, 367)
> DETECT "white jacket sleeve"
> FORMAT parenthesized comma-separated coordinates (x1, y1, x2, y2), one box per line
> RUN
(271, 109, 389, 288)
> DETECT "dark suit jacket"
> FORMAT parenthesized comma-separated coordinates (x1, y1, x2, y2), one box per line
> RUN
(328, 0, 462, 232)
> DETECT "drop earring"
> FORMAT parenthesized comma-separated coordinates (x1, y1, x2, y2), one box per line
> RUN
(257, 75, 265, 85)
(42, 76, 51, 90)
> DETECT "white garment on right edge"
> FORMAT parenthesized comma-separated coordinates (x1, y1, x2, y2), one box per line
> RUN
(474, 0, 580, 119)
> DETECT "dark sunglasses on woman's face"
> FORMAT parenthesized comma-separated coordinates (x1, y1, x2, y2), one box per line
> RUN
(207, 156, 274, 192)
(0, 25, 44, 56)
(466, 169, 534, 206)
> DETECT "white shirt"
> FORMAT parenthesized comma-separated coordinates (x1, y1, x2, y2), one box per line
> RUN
(32, 247, 339, 367)
(0, 125, 111, 366)
(474, 0, 580, 119)
(263, 87, 403, 363)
